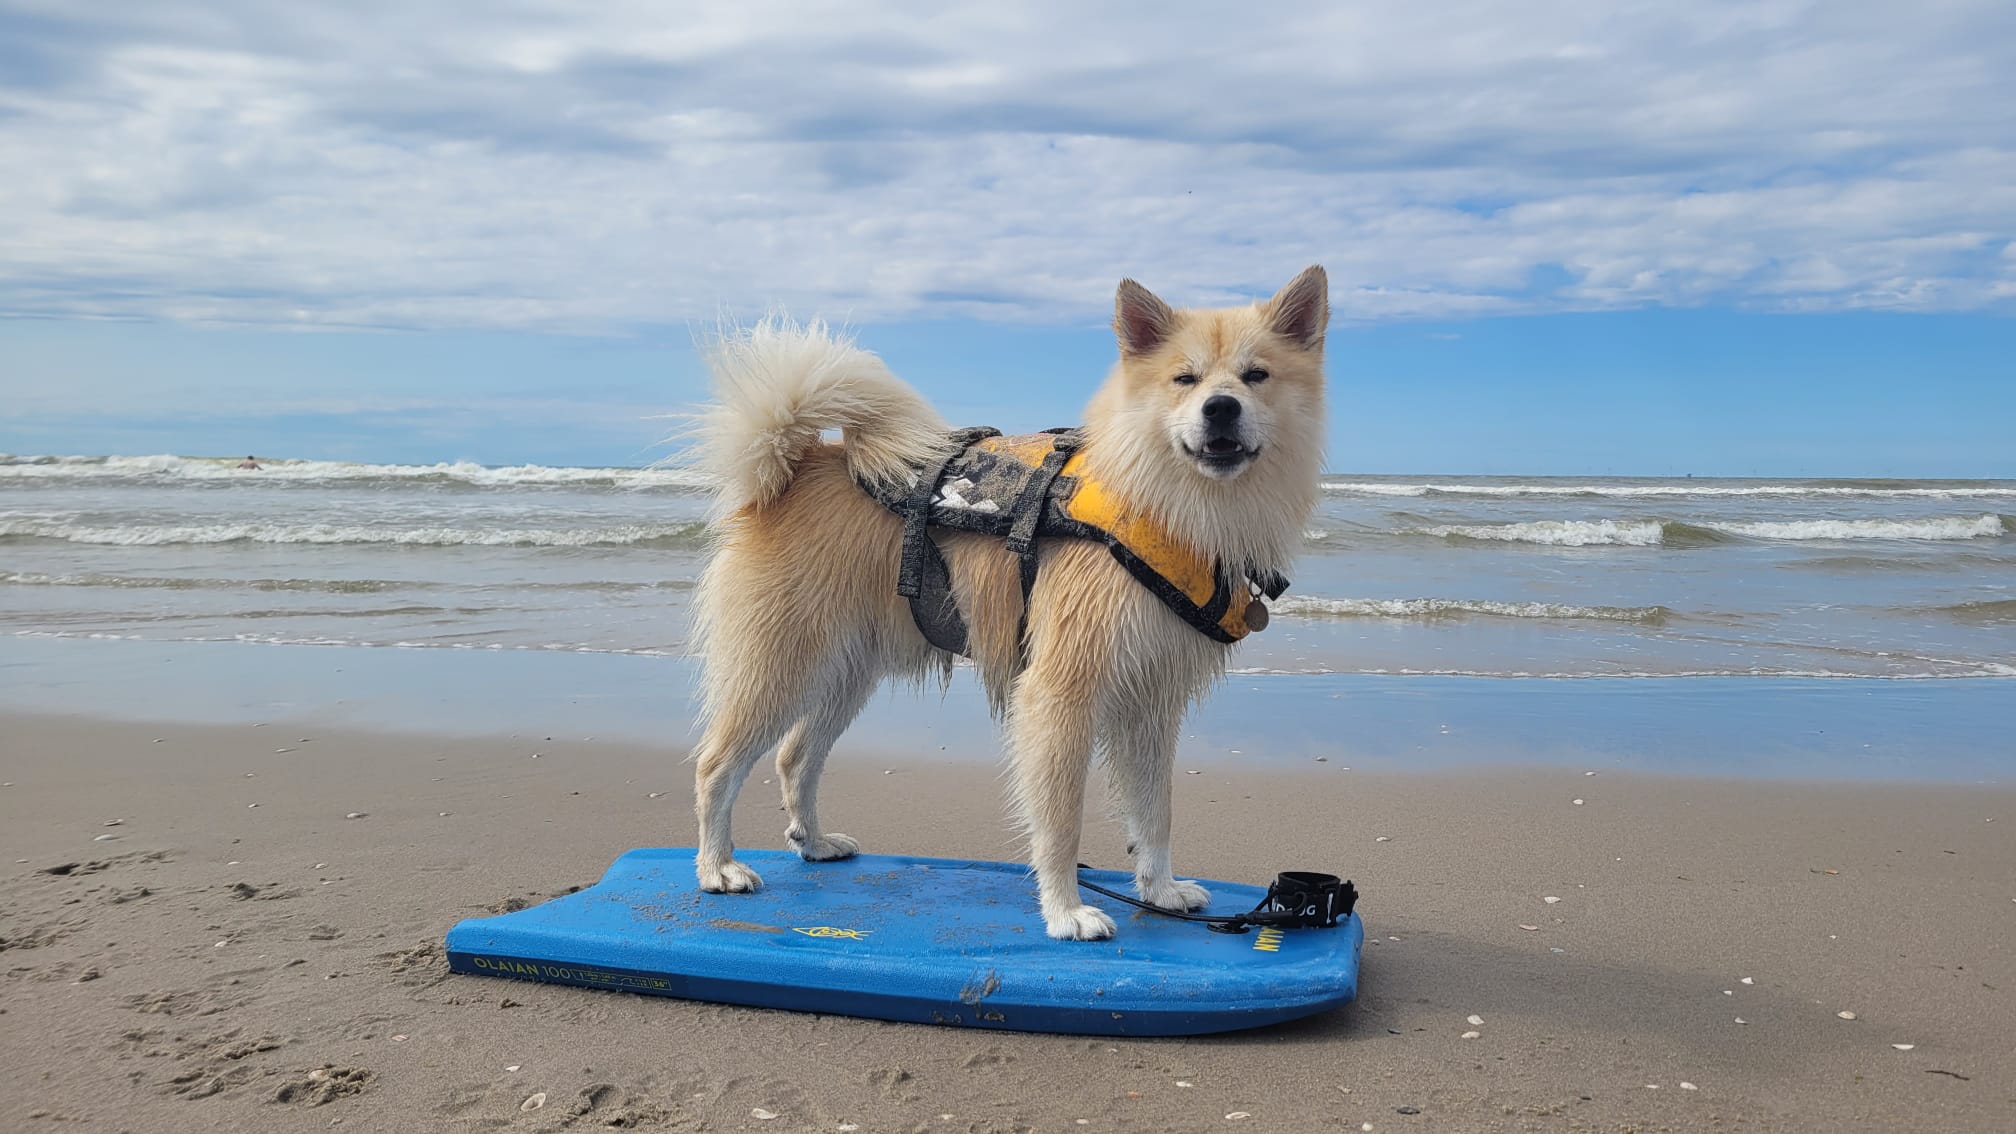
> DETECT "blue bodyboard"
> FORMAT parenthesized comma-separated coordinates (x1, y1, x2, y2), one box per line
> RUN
(445, 848, 1363, 1036)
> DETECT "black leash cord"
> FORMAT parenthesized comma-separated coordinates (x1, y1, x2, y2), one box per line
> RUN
(1075, 866, 1357, 935)
(1074, 871, 1254, 932)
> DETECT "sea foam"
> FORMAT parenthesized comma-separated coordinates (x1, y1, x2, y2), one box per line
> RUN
(1272, 596, 1672, 623)
(1410, 514, 2009, 546)
(1715, 515, 2010, 541)
(0, 453, 713, 490)
(1325, 480, 2016, 499)
(1419, 519, 1668, 546)
(0, 518, 711, 548)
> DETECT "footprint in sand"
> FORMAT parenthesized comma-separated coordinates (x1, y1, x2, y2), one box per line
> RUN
(159, 1030, 291, 1100)
(271, 1065, 374, 1107)
(568, 1082, 672, 1127)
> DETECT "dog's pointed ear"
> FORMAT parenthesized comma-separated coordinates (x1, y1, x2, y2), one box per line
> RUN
(1264, 265, 1329, 348)
(1114, 278, 1176, 357)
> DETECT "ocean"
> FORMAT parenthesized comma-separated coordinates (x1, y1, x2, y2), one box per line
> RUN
(5, 453, 2012, 680)
(4, 453, 2013, 779)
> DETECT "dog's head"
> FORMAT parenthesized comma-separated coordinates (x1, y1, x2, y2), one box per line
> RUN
(1101, 266, 1328, 484)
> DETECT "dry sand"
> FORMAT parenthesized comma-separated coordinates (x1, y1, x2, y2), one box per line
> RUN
(2, 710, 2012, 1132)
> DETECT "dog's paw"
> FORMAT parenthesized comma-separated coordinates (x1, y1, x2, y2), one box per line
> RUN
(696, 860, 763, 893)
(1044, 904, 1118, 941)
(1142, 878, 1212, 912)
(789, 831, 860, 862)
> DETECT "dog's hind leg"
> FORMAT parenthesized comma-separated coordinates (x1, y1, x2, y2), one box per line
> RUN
(692, 688, 798, 894)
(1102, 702, 1211, 912)
(776, 661, 877, 862)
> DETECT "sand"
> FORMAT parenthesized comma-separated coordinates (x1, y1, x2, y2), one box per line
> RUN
(2, 710, 2012, 1132)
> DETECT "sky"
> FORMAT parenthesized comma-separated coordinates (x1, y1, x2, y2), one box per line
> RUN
(1, 1, 2012, 476)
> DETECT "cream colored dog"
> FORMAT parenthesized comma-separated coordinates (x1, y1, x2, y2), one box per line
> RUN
(689, 267, 1329, 940)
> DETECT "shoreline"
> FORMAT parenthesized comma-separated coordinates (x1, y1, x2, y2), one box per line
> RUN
(4, 711, 2014, 1131)
(6, 634, 2015, 782)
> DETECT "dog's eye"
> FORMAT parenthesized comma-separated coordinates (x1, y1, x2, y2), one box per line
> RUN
(1241, 368, 1269, 384)
(1173, 373, 1199, 386)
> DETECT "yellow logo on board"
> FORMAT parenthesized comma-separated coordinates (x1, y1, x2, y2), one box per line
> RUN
(792, 926, 871, 940)
(1252, 927, 1285, 953)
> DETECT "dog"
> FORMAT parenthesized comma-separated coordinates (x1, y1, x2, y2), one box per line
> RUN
(687, 266, 1329, 940)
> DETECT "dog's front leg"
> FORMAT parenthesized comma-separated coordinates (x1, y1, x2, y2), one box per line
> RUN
(1104, 705, 1211, 913)
(1008, 676, 1115, 941)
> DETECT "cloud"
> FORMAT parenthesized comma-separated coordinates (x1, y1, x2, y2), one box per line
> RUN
(0, 0, 2011, 331)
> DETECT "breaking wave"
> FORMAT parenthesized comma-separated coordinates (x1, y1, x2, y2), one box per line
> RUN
(1411, 514, 2010, 547)
(0, 571, 407, 593)
(1935, 599, 2016, 624)
(1418, 519, 1671, 547)
(1226, 662, 2016, 680)
(1325, 479, 2016, 499)
(1273, 596, 1673, 623)
(10, 628, 689, 657)
(0, 453, 712, 491)
(0, 518, 713, 549)
(0, 571, 693, 593)
(1715, 515, 2011, 541)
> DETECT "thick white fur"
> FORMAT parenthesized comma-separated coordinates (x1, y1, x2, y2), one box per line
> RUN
(687, 272, 1328, 940)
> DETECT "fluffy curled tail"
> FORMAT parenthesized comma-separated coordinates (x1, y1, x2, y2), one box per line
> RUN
(697, 319, 951, 516)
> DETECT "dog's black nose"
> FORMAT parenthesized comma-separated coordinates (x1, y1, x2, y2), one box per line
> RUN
(1202, 395, 1242, 423)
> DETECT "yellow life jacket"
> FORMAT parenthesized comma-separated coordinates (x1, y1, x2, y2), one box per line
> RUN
(868, 428, 1288, 657)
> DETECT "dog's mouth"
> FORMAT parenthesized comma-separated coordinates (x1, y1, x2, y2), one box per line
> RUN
(1184, 437, 1259, 474)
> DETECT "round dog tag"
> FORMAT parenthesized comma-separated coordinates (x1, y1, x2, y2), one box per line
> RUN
(1243, 598, 1269, 633)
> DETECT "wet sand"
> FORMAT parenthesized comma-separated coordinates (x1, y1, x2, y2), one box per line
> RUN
(3, 711, 2012, 1132)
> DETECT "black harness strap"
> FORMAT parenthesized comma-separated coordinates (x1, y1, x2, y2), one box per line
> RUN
(1005, 433, 1080, 604)
(1005, 430, 1080, 651)
(1252, 568, 1291, 601)
(1101, 543, 1240, 644)
(896, 427, 998, 654)
(1197, 569, 1235, 629)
